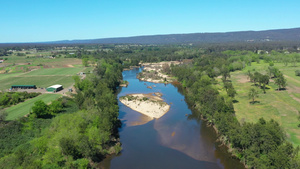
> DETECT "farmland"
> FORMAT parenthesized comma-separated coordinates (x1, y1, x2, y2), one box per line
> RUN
(5, 93, 62, 120)
(25, 67, 83, 75)
(231, 62, 300, 145)
(0, 54, 87, 119)
(0, 55, 85, 91)
(0, 76, 75, 91)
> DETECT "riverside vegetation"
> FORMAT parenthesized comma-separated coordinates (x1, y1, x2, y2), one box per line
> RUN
(170, 50, 300, 168)
(0, 57, 122, 168)
(1, 43, 300, 168)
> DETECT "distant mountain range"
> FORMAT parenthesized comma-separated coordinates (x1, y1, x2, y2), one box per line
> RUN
(47, 27, 300, 44)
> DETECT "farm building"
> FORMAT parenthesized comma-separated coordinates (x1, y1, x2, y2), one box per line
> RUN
(46, 84, 63, 92)
(11, 85, 37, 89)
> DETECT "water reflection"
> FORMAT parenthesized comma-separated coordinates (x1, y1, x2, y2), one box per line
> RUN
(100, 68, 244, 169)
(154, 119, 217, 162)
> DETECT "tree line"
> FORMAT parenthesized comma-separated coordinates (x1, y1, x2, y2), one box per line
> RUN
(170, 50, 300, 168)
(0, 92, 40, 108)
(0, 58, 123, 168)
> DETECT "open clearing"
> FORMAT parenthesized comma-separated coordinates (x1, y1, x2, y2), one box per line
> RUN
(5, 94, 62, 120)
(0, 76, 75, 90)
(0, 57, 86, 91)
(1, 57, 86, 120)
(231, 62, 300, 146)
(25, 67, 83, 75)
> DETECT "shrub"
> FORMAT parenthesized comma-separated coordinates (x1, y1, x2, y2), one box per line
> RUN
(295, 70, 300, 76)
(0, 109, 7, 122)
(31, 100, 49, 118)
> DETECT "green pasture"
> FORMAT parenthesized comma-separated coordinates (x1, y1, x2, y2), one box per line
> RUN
(231, 61, 300, 146)
(0, 73, 24, 81)
(0, 57, 86, 91)
(83, 66, 94, 73)
(26, 67, 83, 75)
(3, 55, 82, 67)
(5, 94, 62, 120)
(0, 75, 75, 90)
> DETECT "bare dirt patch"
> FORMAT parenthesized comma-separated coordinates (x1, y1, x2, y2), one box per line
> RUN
(235, 74, 249, 83)
(63, 64, 74, 68)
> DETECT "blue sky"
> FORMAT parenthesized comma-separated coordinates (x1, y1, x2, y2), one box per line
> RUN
(0, 0, 299, 43)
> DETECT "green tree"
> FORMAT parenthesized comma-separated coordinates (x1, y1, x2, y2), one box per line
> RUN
(59, 137, 80, 159)
(274, 73, 287, 91)
(282, 56, 290, 66)
(224, 81, 237, 98)
(221, 66, 230, 81)
(11, 93, 20, 105)
(253, 72, 261, 87)
(248, 88, 259, 104)
(0, 93, 9, 106)
(82, 58, 89, 67)
(227, 87, 237, 98)
(260, 75, 270, 93)
(247, 70, 253, 82)
(49, 100, 63, 115)
(31, 100, 49, 118)
(0, 109, 7, 122)
(295, 70, 300, 76)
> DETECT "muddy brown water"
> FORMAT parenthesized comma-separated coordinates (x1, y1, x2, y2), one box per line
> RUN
(100, 68, 245, 169)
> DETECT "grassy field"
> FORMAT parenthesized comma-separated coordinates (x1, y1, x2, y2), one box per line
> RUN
(230, 61, 300, 146)
(1, 53, 90, 121)
(25, 67, 83, 75)
(0, 73, 24, 81)
(3, 55, 82, 67)
(5, 94, 62, 120)
(0, 75, 75, 90)
(0, 57, 86, 91)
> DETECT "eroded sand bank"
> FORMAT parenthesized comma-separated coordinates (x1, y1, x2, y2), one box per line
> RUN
(119, 93, 170, 119)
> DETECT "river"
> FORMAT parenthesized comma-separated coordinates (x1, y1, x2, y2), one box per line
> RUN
(100, 68, 245, 169)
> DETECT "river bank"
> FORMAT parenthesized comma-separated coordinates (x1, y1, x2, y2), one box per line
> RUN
(101, 67, 245, 169)
(172, 74, 248, 168)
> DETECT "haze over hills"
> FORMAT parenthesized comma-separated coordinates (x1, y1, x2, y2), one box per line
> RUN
(49, 27, 300, 44)
(1, 27, 300, 45)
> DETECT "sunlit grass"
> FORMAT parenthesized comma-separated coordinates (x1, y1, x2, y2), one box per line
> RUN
(5, 94, 62, 120)
(231, 61, 300, 146)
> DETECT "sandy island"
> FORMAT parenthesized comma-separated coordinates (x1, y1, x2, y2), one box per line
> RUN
(119, 93, 170, 119)
(137, 61, 180, 83)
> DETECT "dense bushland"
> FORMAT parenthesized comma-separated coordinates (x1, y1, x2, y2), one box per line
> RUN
(0, 92, 40, 108)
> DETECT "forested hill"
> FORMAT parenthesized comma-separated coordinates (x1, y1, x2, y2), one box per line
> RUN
(52, 27, 300, 44)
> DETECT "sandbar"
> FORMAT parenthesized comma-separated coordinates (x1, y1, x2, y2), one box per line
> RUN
(119, 93, 170, 119)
